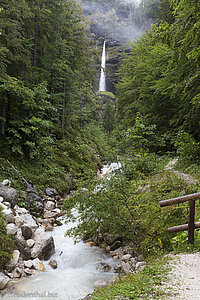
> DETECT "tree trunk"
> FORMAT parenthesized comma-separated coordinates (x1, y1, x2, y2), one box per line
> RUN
(1, 98, 7, 136)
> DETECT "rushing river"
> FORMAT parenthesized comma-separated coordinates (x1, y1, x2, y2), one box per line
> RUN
(3, 164, 121, 300)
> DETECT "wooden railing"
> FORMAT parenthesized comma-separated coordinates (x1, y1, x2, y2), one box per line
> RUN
(159, 192, 200, 244)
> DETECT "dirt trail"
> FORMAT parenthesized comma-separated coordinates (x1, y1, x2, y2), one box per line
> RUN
(165, 253, 200, 299)
(164, 159, 200, 299)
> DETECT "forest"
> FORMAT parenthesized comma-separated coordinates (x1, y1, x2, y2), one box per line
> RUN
(1, 0, 200, 297)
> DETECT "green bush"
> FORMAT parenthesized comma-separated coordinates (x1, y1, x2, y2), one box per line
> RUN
(175, 131, 200, 163)
(64, 168, 197, 256)
(0, 206, 14, 270)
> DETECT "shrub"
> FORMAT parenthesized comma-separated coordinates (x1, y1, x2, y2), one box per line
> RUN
(0, 206, 14, 270)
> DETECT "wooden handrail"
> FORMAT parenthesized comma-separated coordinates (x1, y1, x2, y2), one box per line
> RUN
(159, 192, 200, 207)
(159, 193, 200, 244)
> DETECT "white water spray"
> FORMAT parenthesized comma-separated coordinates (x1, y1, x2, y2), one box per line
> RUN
(99, 41, 106, 91)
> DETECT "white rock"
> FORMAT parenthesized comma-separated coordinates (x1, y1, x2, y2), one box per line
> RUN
(52, 208, 61, 214)
(20, 214, 38, 230)
(31, 228, 55, 260)
(3, 202, 11, 209)
(0, 197, 4, 203)
(130, 257, 137, 268)
(121, 254, 132, 262)
(2, 180, 11, 187)
(14, 215, 24, 228)
(3, 208, 14, 223)
(14, 205, 28, 215)
(6, 223, 17, 235)
(94, 280, 107, 288)
(0, 272, 10, 290)
(45, 201, 55, 210)
(12, 250, 20, 262)
(11, 267, 21, 278)
(26, 239, 35, 248)
(24, 260, 33, 269)
(135, 261, 146, 272)
(32, 258, 45, 271)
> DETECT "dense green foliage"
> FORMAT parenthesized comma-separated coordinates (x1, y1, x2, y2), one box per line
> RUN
(0, 207, 14, 270)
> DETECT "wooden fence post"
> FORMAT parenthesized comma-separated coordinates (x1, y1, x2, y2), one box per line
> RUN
(188, 199, 195, 244)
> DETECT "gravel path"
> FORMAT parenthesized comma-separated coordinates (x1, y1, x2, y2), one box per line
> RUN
(165, 252, 200, 299)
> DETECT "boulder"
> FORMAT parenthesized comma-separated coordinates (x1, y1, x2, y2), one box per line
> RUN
(135, 261, 146, 272)
(49, 259, 57, 269)
(0, 272, 10, 290)
(44, 223, 54, 232)
(26, 239, 35, 248)
(3, 202, 11, 209)
(14, 206, 28, 215)
(45, 201, 55, 211)
(5, 259, 17, 272)
(121, 254, 132, 262)
(12, 250, 20, 262)
(11, 267, 22, 278)
(31, 228, 55, 260)
(21, 225, 33, 240)
(14, 215, 24, 228)
(24, 269, 38, 275)
(6, 223, 17, 235)
(24, 260, 33, 269)
(110, 240, 122, 251)
(32, 258, 45, 271)
(96, 262, 112, 272)
(26, 193, 44, 214)
(1, 208, 14, 223)
(14, 236, 31, 260)
(0, 196, 4, 203)
(2, 180, 11, 187)
(20, 214, 38, 230)
(0, 184, 18, 208)
(45, 188, 58, 197)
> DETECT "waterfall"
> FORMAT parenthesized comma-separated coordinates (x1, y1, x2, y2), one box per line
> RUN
(99, 41, 106, 91)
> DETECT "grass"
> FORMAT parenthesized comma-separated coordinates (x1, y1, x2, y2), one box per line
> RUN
(90, 256, 172, 300)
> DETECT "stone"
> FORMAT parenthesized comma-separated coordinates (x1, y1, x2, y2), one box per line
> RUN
(31, 228, 55, 260)
(0, 184, 18, 208)
(110, 240, 122, 251)
(12, 267, 22, 278)
(2, 180, 11, 187)
(43, 211, 56, 219)
(44, 223, 54, 232)
(21, 225, 33, 240)
(20, 214, 38, 230)
(3, 202, 11, 209)
(121, 254, 132, 262)
(135, 261, 146, 272)
(14, 215, 24, 228)
(26, 193, 44, 214)
(0, 272, 10, 290)
(121, 261, 134, 274)
(2, 208, 14, 223)
(14, 206, 28, 214)
(49, 259, 57, 269)
(0, 196, 4, 202)
(14, 236, 31, 260)
(45, 188, 58, 197)
(105, 246, 110, 253)
(87, 242, 96, 247)
(94, 280, 107, 288)
(24, 260, 33, 269)
(6, 223, 17, 235)
(130, 257, 137, 268)
(5, 259, 17, 272)
(12, 250, 20, 262)
(26, 239, 35, 248)
(24, 269, 38, 275)
(96, 262, 112, 272)
(45, 201, 55, 211)
(32, 258, 46, 271)
(52, 208, 61, 214)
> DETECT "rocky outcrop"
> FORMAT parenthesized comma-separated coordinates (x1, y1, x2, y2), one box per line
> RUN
(0, 179, 64, 291)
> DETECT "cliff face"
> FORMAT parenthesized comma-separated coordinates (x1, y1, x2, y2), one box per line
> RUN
(77, 0, 143, 93)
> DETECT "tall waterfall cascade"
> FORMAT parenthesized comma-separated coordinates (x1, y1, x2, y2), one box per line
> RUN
(99, 41, 106, 91)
